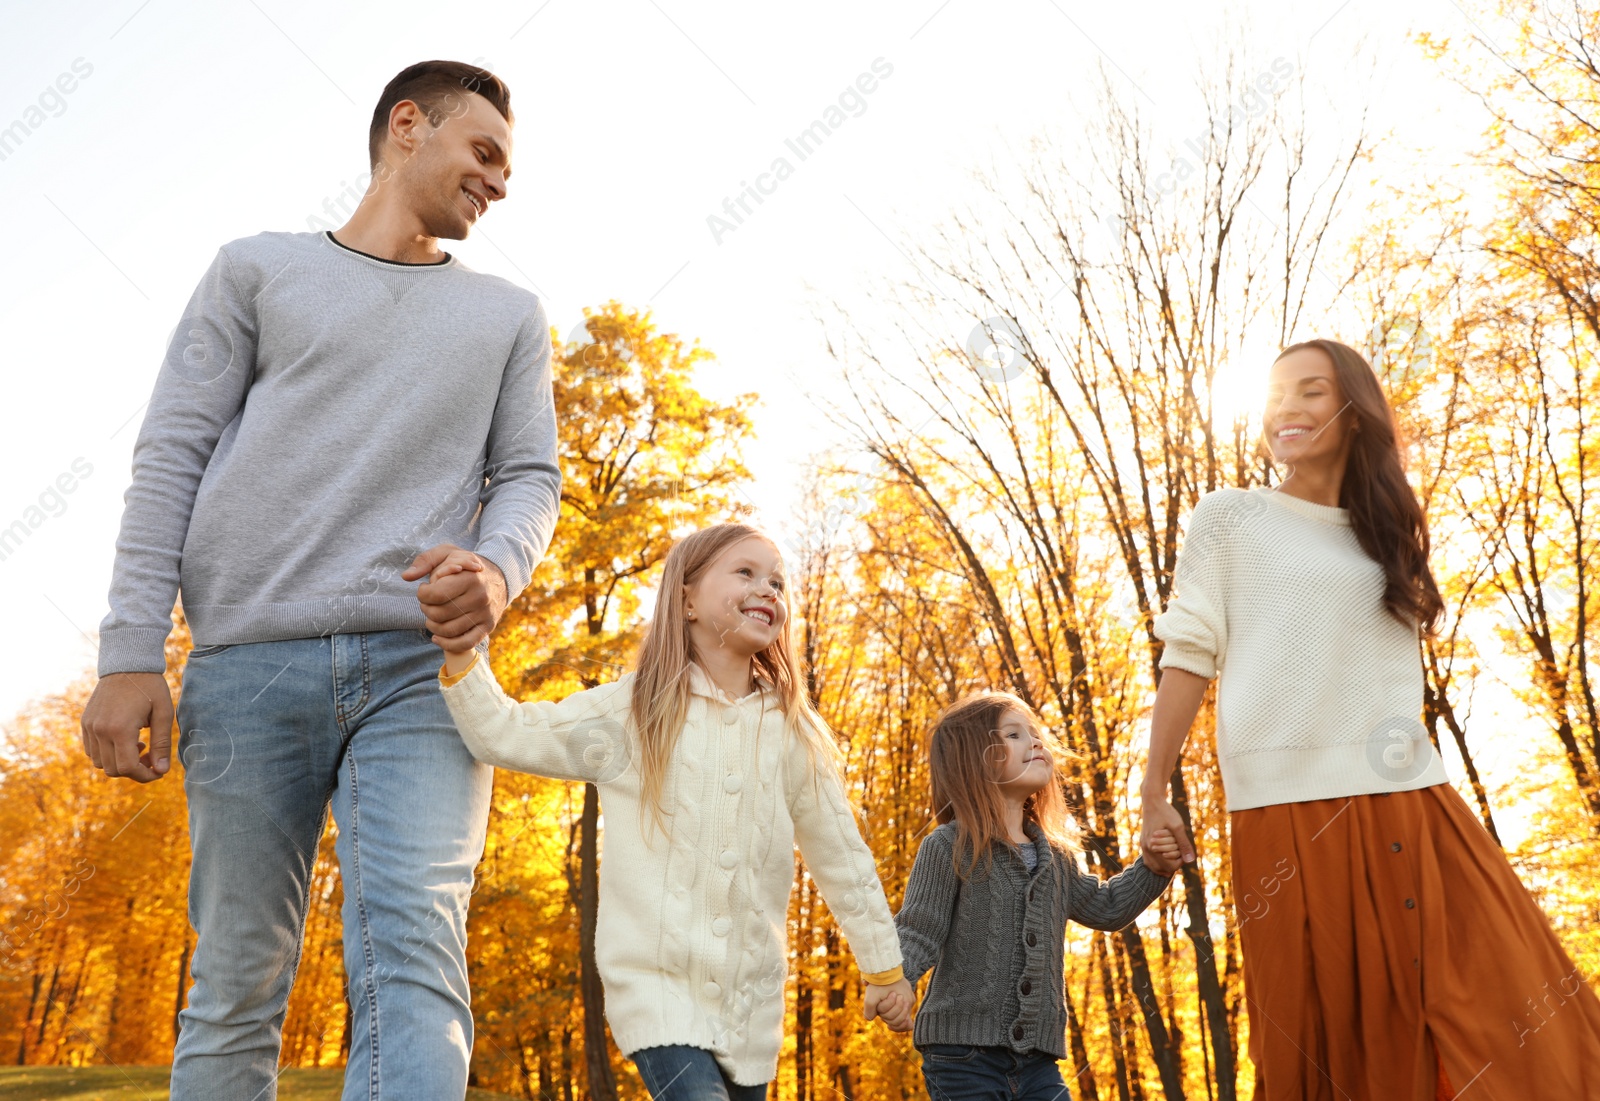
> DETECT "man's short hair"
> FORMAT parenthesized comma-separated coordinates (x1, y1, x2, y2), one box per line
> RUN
(368, 60, 513, 169)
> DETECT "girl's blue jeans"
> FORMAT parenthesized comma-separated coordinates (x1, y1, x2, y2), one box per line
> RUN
(168, 629, 493, 1101)
(920, 1043, 1073, 1100)
(633, 1045, 769, 1100)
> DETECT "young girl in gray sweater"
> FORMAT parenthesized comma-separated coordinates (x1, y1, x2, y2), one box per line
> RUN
(888, 691, 1181, 1099)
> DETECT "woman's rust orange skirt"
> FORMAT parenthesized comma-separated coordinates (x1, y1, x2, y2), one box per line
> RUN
(1230, 782, 1600, 1101)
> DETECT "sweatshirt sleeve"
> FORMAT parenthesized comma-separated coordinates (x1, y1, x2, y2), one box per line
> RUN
(439, 657, 632, 785)
(472, 299, 562, 603)
(1066, 852, 1171, 932)
(786, 735, 903, 977)
(893, 828, 959, 988)
(1151, 491, 1234, 680)
(97, 246, 258, 675)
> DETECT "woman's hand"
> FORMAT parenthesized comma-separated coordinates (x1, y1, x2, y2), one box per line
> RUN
(1140, 796, 1196, 871)
(1139, 668, 1208, 873)
(1143, 827, 1185, 876)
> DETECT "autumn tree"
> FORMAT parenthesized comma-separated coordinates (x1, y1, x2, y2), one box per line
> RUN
(474, 300, 755, 1099)
(814, 47, 1379, 1094)
(1420, 1, 1600, 831)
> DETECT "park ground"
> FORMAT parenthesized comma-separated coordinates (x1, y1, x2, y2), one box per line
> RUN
(0, 1066, 515, 1099)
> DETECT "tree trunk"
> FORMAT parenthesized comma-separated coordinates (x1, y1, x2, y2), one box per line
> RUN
(16, 969, 40, 1064)
(561, 1023, 574, 1101)
(794, 874, 814, 1101)
(35, 963, 60, 1048)
(824, 926, 856, 1101)
(1112, 940, 1146, 1101)
(1170, 765, 1239, 1098)
(578, 782, 617, 1100)
(341, 995, 353, 1060)
(1096, 936, 1132, 1101)
(1065, 990, 1100, 1101)
(1423, 640, 1501, 844)
(173, 935, 191, 1043)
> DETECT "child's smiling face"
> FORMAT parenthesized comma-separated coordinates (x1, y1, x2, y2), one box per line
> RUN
(990, 708, 1054, 799)
(683, 535, 788, 660)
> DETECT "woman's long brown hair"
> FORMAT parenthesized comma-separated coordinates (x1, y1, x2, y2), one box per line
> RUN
(928, 691, 1079, 879)
(1275, 339, 1446, 637)
(629, 523, 838, 835)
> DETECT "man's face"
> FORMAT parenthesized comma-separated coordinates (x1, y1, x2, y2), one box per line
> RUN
(391, 91, 513, 241)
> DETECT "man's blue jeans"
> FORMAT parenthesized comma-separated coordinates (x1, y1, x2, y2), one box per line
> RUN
(169, 629, 492, 1101)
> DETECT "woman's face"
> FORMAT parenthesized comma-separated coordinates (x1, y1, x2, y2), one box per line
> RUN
(1263, 347, 1357, 468)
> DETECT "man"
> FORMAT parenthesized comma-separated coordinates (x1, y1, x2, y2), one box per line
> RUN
(79, 60, 559, 1100)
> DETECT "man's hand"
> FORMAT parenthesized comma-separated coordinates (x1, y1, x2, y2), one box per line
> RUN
(80, 672, 175, 783)
(1140, 795, 1196, 870)
(863, 978, 916, 1032)
(404, 544, 508, 653)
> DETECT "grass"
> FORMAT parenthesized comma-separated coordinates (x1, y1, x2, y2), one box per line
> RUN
(0, 1066, 516, 1099)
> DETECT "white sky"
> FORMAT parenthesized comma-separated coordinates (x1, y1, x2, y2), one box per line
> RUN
(0, 0, 1519, 779)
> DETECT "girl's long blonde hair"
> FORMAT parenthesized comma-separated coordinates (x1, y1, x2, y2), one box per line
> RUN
(630, 523, 839, 831)
(928, 691, 1079, 879)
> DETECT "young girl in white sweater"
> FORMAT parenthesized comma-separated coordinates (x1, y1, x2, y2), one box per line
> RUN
(424, 523, 912, 1099)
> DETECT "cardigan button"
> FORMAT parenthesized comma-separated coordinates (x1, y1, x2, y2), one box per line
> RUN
(1012, 1025, 1025, 1041)
(703, 981, 722, 1000)
(1026, 932, 1037, 947)
(1405, 898, 1415, 909)
(719, 850, 738, 869)
(1020, 980, 1032, 995)
(713, 916, 733, 936)
(724, 774, 743, 793)
(1391, 842, 1402, 852)
(723, 707, 740, 725)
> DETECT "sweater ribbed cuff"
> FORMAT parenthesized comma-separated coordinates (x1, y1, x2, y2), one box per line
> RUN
(96, 627, 172, 676)
(1157, 645, 1217, 680)
(862, 966, 904, 986)
(439, 650, 480, 686)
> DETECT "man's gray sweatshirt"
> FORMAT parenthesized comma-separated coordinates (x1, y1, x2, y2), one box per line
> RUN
(97, 230, 562, 675)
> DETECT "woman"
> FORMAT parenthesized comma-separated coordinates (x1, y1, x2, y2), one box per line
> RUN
(1140, 339, 1600, 1099)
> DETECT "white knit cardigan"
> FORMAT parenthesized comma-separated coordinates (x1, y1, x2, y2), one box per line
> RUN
(440, 657, 903, 1085)
(1152, 486, 1449, 810)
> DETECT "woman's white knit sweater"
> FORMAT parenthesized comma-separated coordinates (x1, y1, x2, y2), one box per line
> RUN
(439, 657, 903, 1085)
(1152, 486, 1449, 810)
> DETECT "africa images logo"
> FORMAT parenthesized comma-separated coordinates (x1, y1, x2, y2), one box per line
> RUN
(707, 58, 895, 244)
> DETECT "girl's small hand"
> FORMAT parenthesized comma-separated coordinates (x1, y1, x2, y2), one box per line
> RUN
(418, 551, 487, 678)
(1139, 797, 1196, 871)
(864, 978, 916, 1032)
(427, 555, 484, 585)
(1145, 827, 1185, 876)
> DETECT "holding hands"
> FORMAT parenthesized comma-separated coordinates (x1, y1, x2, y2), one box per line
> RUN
(864, 977, 916, 1032)
(1143, 827, 1187, 876)
(1139, 796, 1197, 877)
(405, 543, 507, 675)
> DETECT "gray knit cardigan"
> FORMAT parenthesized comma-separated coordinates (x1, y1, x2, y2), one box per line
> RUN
(894, 819, 1171, 1057)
